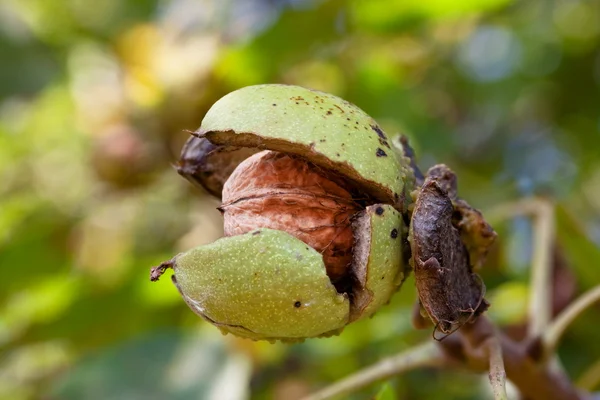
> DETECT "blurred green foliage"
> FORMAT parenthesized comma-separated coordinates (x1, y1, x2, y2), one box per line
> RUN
(1, 0, 600, 399)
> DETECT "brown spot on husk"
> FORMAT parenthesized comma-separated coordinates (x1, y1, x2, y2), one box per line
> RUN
(397, 135, 424, 186)
(371, 125, 387, 140)
(376, 148, 387, 157)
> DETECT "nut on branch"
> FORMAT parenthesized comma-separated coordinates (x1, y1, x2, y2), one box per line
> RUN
(221, 150, 360, 285)
(153, 85, 500, 342)
(152, 84, 416, 341)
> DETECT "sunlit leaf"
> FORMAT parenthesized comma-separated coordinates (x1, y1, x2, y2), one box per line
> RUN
(487, 281, 529, 325)
(350, 0, 514, 32)
(1, 275, 80, 345)
(375, 383, 396, 400)
(556, 204, 600, 290)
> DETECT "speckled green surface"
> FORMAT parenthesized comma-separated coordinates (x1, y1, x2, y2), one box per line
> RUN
(198, 84, 414, 209)
(351, 204, 405, 321)
(172, 229, 350, 341)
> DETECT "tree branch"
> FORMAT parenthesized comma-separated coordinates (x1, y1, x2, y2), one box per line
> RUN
(487, 337, 508, 400)
(528, 198, 555, 338)
(305, 316, 588, 400)
(544, 285, 600, 358)
(487, 197, 556, 338)
(304, 196, 592, 400)
(448, 317, 587, 400)
(301, 341, 445, 400)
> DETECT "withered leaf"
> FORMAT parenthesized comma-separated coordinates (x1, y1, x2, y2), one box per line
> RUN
(425, 165, 497, 271)
(176, 135, 258, 198)
(410, 166, 490, 337)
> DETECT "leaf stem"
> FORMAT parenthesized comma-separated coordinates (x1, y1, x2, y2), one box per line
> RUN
(487, 198, 555, 338)
(301, 341, 445, 400)
(544, 285, 600, 357)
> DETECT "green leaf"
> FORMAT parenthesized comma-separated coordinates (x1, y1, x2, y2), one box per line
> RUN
(375, 383, 397, 400)
(350, 0, 515, 32)
(50, 331, 251, 400)
(555, 204, 600, 290)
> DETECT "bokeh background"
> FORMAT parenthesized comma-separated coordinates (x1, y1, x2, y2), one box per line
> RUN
(1, 0, 600, 399)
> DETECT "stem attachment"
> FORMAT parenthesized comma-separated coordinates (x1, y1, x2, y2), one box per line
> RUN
(150, 259, 175, 282)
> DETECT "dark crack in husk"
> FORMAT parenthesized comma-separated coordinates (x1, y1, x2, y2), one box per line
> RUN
(397, 135, 424, 186)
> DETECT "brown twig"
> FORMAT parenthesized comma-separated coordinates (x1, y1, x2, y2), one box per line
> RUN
(449, 317, 587, 400)
(486, 198, 556, 338)
(528, 198, 555, 338)
(305, 316, 588, 400)
(149, 259, 175, 281)
(487, 337, 508, 400)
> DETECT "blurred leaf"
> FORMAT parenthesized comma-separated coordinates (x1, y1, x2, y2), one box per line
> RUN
(0, 35, 59, 98)
(0, 194, 40, 244)
(487, 281, 529, 325)
(0, 207, 72, 295)
(556, 204, 600, 290)
(2, 275, 79, 332)
(50, 332, 251, 400)
(136, 267, 182, 307)
(215, 0, 345, 89)
(350, 0, 514, 32)
(7, 0, 159, 45)
(375, 383, 396, 400)
(1, 0, 600, 398)
(0, 341, 72, 400)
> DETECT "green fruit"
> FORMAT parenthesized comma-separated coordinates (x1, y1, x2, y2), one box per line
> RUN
(152, 84, 416, 341)
(350, 204, 405, 322)
(168, 229, 349, 342)
(197, 84, 414, 210)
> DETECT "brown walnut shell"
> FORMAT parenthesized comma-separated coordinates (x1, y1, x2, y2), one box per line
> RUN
(221, 150, 361, 284)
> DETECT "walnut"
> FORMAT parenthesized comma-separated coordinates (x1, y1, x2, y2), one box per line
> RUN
(220, 150, 361, 284)
(150, 84, 415, 342)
